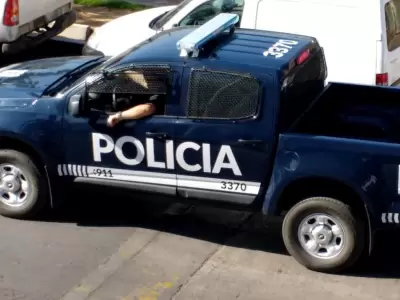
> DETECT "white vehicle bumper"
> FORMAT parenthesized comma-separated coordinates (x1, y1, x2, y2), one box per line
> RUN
(0, 4, 76, 55)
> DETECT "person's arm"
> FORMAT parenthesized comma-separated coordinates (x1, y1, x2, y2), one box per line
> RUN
(120, 102, 156, 120)
(107, 103, 156, 127)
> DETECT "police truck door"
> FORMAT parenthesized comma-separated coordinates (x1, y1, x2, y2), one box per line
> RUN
(173, 67, 274, 205)
(60, 64, 178, 196)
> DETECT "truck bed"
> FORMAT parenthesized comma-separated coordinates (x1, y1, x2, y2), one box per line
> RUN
(290, 83, 400, 143)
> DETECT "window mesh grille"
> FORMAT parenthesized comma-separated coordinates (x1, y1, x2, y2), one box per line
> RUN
(88, 65, 171, 95)
(186, 69, 260, 119)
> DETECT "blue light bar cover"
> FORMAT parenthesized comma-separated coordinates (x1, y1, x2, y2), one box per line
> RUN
(176, 13, 239, 57)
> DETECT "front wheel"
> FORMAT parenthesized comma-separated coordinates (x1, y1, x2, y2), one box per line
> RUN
(282, 197, 365, 273)
(0, 150, 48, 219)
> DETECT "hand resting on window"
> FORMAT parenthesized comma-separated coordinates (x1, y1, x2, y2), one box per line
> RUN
(107, 94, 159, 127)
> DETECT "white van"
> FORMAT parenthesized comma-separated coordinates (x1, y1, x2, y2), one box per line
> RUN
(83, 0, 400, 86)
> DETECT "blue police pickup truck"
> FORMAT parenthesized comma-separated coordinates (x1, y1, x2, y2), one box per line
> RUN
(0, 12, 398, 273)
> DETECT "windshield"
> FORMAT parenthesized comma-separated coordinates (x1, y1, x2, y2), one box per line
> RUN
(92, 37, 155, 73)
(43, 58, 105, 96)
(58, 38, 154, 95)
(152, 0, 192, 30)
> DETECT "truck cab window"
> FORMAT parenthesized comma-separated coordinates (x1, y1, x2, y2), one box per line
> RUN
(186, 69, 260, 119)
(151, 0, 192, 30)
(280, 47, 326, 131)
(180, 0, 244, 26)
(86, 65, 171, 116)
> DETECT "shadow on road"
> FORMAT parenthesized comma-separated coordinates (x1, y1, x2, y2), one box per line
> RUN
(36, 187, 400, 280)
(46, 188, 287, 255)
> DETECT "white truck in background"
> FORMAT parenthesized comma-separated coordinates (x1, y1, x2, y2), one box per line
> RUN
(0, 0, 76, 55)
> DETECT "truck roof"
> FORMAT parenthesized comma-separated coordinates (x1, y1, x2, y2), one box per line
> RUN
(117, 25, 317, 73)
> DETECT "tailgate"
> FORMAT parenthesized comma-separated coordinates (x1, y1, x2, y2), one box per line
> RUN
(18, 0, 72, 26)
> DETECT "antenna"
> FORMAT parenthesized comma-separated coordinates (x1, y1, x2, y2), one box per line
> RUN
(176, 13, 239, 58)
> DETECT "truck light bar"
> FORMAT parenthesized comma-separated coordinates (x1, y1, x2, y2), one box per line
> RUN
(176, 13, 239, 58)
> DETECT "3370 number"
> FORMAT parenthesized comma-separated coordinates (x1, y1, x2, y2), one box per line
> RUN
(92, 168, 113, 178)
(263, 39, 299, 58)
(221, 181, 247, 192)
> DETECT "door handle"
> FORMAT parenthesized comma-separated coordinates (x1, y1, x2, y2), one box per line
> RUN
(237, 139, 265, 146)
(146, 131, 169, 139)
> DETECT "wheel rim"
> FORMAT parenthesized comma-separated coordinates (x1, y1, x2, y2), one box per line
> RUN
(297, 213, 345, 259)
(0, 164, 30, 207)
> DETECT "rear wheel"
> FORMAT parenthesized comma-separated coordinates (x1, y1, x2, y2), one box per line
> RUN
(0, 150, 48, 219)
(282, 197, 365, 273)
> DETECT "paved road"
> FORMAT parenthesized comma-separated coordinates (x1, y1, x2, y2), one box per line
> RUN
(1, 40, 400, 300)
(2, 191, 400, 300)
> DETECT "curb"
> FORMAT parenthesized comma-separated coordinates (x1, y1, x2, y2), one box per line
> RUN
(53, 23, 93, 45)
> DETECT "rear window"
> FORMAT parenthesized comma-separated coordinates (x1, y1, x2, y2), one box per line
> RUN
(279, 47, 327, 131)
(186, 69, 260, 120)
(385, 0, 400, 51)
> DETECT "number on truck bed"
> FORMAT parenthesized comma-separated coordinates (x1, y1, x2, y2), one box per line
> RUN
(263, 39, 299, 58)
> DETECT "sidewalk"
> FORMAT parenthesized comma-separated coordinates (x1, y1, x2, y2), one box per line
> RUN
(57, 4, 146, 43)
(59, 208, 258, 300)
(70, 0, 180, 29)
(74, 4, 143, 28)
(125, 0, 181, 6)
(56, 206, 390, 300)
(58, 0, 183, 41)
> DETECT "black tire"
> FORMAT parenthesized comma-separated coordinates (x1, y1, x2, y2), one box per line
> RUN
(0, 150, 48, 219)
(282, 197, 365, 273)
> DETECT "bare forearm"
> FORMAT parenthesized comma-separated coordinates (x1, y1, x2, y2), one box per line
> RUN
(120, 104, 155, 120)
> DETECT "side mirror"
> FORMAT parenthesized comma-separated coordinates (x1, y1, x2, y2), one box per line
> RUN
(172, 23, 178, 27)
(68, 94, 82, 117)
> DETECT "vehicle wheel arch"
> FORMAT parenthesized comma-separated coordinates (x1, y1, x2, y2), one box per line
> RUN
(0, 134, 54, 206)
(275, 176, 373, 255)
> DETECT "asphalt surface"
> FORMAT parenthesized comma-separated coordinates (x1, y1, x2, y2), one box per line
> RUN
(1, 40, 400, 300)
